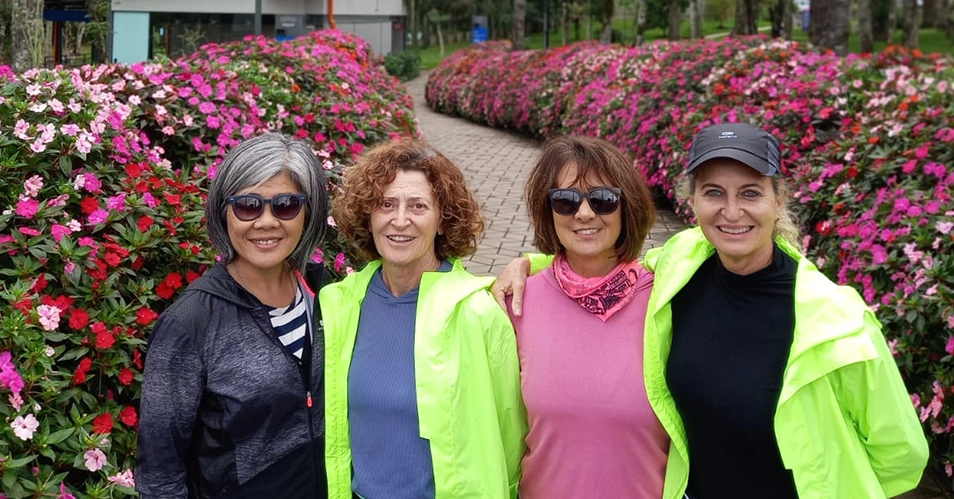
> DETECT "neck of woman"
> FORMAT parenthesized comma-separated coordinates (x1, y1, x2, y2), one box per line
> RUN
(564, 252, 619, 278)
(381, 255, 442, 298)
(228, 261, 296, 307)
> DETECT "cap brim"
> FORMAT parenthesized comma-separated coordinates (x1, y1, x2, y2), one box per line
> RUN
(686, 148, 775, 176)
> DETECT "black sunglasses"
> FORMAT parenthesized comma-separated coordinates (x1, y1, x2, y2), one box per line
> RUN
(226, 193, 308, 221)
(547, 187, 622, 216)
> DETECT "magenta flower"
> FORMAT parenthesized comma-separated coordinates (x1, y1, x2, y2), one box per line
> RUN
(58, 482, 76, 499)
(51, 224, 72, 243)
(83, 173, 102, 193)
(106, 194, 126, 211)
(334, 252, 346, 272)
(142, 192, 158, 208)
(88, 209, 109, 225)
(15, 198, 39, 219)
(199, 101, 216, 114)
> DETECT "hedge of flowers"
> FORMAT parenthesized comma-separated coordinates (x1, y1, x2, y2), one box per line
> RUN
(428, 38, 954, 481)
(0, 29, 415, 497)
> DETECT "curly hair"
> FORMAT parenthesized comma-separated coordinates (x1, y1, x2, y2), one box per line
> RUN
(333, 139, 485, 262)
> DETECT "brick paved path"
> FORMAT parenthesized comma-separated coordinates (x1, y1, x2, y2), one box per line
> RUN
(407, 70, 949, 498)
(405, 71, 684, 276)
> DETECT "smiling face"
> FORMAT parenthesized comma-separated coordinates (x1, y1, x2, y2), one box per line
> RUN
(690, 159, 783, 275)
(226, 172, 306, 279)
(370, 169, 442, 274)
(552, 163, 622, 277)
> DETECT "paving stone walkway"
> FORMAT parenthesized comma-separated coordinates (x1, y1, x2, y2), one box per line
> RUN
(405, 69, 949, 498)
(405, 71, 684, 276)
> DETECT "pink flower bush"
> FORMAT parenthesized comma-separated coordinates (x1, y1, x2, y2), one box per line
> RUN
(0, 29, 414, 496)
(429, 38, 954, 479)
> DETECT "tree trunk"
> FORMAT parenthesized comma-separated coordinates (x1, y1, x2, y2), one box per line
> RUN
(810, 0, 850, 55)
(770, 0, 784, 37)
(733, 0, 758, 35)
(669, 0, 682, 40)
(12, 0, 44, 71)
(783, 0, 793, 39)
(690, 0, 703, 38)
(903, 0, 919, 47)
(635, 0, 647, 44)
(921, 0, 939, 27)
(885, 0, 899, 42)
(600, 0, 614, 43)
(939, 0, 954, 38)
(562, 1, 569, 44)
(513, 0, 526, 49)
(858, 0, 875, 52)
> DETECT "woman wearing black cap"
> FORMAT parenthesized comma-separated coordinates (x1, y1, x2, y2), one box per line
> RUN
(494, 123, 928, 499)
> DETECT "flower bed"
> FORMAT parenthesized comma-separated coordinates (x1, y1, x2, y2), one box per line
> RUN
(428, 38, 954, 480)
(0, 29, 415, 497)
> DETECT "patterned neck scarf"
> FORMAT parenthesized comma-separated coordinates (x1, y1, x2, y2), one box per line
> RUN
(551, 254, 644, 322)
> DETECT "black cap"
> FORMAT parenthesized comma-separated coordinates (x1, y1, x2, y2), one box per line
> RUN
(686, 123, 781, 176)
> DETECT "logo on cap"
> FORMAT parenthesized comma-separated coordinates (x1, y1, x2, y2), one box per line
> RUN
(719, 131, 737, 139)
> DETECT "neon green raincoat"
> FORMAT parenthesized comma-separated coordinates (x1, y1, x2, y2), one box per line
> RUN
(642, 227, 928, 499)
(320, 258, 526, 499)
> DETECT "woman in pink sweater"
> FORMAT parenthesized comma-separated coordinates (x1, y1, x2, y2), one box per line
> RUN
(508, 136, 668, 498)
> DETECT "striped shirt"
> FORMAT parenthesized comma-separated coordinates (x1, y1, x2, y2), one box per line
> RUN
(267, 286, 309, 359)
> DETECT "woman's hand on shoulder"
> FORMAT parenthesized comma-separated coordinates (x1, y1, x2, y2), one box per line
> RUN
(491, 257, 531, 316)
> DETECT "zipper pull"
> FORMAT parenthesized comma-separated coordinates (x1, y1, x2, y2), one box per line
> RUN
(306, 391, 313, 408)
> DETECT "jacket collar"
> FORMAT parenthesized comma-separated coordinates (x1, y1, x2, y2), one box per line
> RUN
(188, 262, 326, 309)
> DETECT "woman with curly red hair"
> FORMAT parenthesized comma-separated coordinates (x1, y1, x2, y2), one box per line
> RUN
(321, 138, 526, 499)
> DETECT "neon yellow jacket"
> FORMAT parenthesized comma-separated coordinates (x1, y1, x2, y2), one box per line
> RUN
(642, 227, 929, 499)
(320, 258, 527, 499)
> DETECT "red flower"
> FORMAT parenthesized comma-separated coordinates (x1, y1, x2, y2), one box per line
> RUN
(163, 193, 181, 206)
(80, 196, 100, 215)
(78, 357, 92, 371)
(74, 357, 92, 385)
(156, 281, 175, 299)
(133, 350, 143, 370)
(165, 272, 183, 290)
(125, 162, 143, 178)
(92, 413, 113, 434)
(30, 273, 48, 293)
(95, 328, 115, 350)
(186, 271, 201, 284)
(104, 252, 121, 267)
(136, 308, 159, 325)
(73, 369, 87, 385)
(14, 298, 32, 316)
(91, 321, 107, 334)
(137, 215, 154, 232)
(118, 368, 134, 386)
(131, 255, 144, 271)
(69, 308, 90, 330)
(120, 406, 138, 427)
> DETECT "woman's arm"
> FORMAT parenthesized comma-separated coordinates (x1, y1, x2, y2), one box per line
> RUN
(831, 311, 929, 498)
(490, 254, 553, 316)
(136, 313, 205, 499)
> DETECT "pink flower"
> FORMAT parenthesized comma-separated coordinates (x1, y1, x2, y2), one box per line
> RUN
(199, 101, 216, 114)
(938, 221, 953, 235)
(58, 482, 77, 499)
(11, 414, 39, 440)
(107, 194, 126, 211)
(88, 209, 109, 225)
(16, 198, 39, 218)
(37, 304, 62, 331)
(83, 173, 102, 193)
(334, 252, 346, 272)
(143, 192, 158, 208)
(60, 123, 80, 136)
(9, 391, 24, 410)
(107, 469, 136, 488)
(51, 224, 72, 243)
(23, 175, 43, 197)
(84, 448, 108, 472)
(17, 227, 41, 237)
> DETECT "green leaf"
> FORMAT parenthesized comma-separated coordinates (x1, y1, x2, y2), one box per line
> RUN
(59, 155, 73, 177)
(47, 427, 75, 445)
(6, 455, 36, 468)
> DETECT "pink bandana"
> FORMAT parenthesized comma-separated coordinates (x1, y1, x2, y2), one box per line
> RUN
(551, 254, 644, 322)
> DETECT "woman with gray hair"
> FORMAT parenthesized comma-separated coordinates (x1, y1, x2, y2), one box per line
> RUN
(136, 133, 330, 499)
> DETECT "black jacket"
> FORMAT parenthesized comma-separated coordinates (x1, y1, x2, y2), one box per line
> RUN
(136, 263, 329, 499)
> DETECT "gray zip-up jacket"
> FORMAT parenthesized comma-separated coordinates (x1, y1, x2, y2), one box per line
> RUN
(136, 263, 329, 499)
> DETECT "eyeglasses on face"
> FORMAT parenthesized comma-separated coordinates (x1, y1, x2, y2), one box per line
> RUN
(226, 193, 308, 221)
(547, 187, 622, 216)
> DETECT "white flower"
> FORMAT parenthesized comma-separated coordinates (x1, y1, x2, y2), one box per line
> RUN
(11, 414, 39, 440)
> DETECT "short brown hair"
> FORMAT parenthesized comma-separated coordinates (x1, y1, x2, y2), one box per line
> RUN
(333, 138, 485, 262)
(525, 136, 656, 262)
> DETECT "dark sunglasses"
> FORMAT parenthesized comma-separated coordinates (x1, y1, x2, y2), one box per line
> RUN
(547, 187, 622, 216)
(226, 193, 308, 221)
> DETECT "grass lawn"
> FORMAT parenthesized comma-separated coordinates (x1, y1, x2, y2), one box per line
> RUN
(416, 19, 952, 70)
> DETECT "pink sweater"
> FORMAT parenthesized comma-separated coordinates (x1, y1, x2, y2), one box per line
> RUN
(508, 266, 669, 499)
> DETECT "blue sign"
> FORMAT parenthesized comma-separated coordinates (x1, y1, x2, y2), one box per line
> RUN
(472, 26, 488, 44)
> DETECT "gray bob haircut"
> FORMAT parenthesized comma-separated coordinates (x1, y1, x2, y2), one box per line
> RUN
(206, 133, 328, 272)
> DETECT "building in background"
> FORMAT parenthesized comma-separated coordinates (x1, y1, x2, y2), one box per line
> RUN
(110, 0, 405, 63)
